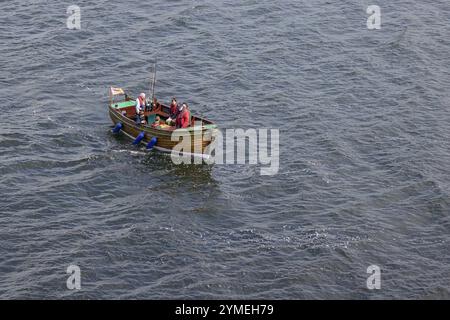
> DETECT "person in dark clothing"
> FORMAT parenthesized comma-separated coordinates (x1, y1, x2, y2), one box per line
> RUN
(167, 97, 178, 126)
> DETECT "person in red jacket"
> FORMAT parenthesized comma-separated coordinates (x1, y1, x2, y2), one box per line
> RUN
(176, 103, 191, 128)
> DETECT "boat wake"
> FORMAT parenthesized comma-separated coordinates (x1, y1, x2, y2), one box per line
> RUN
(111, 149, 147, 156)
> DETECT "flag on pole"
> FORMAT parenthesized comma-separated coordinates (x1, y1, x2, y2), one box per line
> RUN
(110, 87, 125, 96)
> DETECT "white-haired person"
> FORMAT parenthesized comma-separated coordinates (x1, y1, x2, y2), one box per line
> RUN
(135, 92, 147, 124)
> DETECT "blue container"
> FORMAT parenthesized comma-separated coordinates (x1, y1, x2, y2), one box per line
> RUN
(133, 132, 145, 145)
(146, 137, 157, 150)
(112, 122, 123, 133)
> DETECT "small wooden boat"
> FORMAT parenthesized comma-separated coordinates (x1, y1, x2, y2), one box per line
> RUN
(108, 86, 217, 159)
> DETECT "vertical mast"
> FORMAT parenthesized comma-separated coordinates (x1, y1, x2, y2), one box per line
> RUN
(150, 59, 157, 103)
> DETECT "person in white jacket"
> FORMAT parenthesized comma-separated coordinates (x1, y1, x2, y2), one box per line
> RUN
(135, 93, 146, 124)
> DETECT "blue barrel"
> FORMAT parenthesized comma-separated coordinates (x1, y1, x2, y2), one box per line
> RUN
(146, 137, 157, 150)
(112, 122, 123, 133)
(133, 131, 145, 145)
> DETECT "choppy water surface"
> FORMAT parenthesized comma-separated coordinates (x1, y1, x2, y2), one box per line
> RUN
(1, 0, 449, 299)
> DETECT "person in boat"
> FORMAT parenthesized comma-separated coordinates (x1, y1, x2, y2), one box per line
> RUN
(176, 102, 191, 129)
(135, 92, 146, 124)
(166, 98, 178, 126)
(150, 97, 160, 112)
(151, 115, 161, 128)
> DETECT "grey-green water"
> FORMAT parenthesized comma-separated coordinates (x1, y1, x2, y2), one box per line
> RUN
(0, 0, 449, 298)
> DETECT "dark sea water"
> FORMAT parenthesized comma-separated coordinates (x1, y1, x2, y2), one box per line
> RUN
(1, 0, 450, 299)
